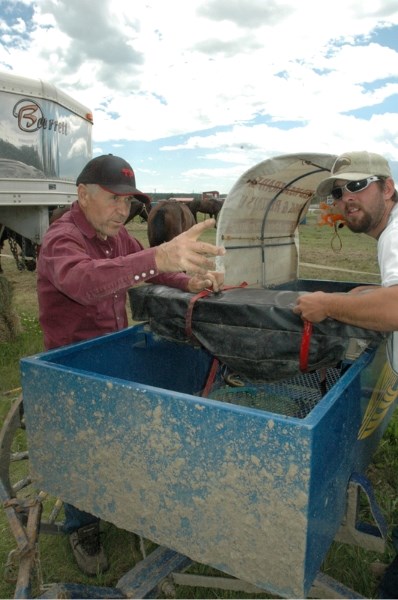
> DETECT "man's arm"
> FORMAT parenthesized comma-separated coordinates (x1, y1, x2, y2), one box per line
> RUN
(293, 285, 398, 331)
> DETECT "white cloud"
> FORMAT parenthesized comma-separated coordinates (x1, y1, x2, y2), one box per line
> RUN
(1, 0, 398, 190)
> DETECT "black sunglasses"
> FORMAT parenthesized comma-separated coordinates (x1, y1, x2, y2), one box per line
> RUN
(330, 176, 380, 200)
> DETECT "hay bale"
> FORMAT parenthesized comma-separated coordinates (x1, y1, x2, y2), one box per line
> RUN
(0, 274, 21, 342)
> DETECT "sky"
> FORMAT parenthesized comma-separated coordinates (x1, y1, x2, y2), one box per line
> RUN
(0, 0, 398, 194)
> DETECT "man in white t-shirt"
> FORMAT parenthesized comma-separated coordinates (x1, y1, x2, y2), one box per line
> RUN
(293, 150, 398, 597)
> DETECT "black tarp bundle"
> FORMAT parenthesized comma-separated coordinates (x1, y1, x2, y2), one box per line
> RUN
(129, 284, 385, 383)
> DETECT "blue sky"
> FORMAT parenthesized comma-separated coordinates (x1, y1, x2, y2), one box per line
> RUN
(0, 0, 398, 194)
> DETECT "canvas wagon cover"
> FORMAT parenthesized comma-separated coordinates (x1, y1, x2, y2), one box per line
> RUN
(215, 152, 337, 287)
(129, 285, 384, 383)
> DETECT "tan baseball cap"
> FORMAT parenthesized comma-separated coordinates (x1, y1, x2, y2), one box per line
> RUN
(316, 151, 392, 197)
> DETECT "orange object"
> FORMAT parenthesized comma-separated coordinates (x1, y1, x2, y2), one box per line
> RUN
(318, 202, 345, 228)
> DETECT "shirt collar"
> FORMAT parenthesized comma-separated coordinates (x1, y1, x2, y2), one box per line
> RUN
(70, 200, 98, 240)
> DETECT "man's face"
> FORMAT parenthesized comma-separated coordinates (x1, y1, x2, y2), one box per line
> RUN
(333, 178, 391, 236)
(78, 184, 132, 239)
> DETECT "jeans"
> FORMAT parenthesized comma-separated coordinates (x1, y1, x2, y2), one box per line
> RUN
(63, 502, 99, 534)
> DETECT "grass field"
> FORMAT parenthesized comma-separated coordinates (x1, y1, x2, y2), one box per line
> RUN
(0, 214, 397, 599)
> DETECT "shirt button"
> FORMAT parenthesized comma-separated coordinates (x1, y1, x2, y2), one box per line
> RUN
(141, 272, 146, 278)
(149, 269, 155, 275)
(115, 294, 118, 299)
(134, 275, 140, 281)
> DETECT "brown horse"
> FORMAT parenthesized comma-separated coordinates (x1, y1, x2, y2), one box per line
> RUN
(147, 200, 196, 246)
(126, 199, 151, 225)
(188, 197, 224, 223)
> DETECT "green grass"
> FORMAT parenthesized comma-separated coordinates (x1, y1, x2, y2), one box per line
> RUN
(0, 215, 397, 598)
(0, 314, 43, 393)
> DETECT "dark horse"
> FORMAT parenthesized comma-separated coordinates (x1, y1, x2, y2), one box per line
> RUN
(126, 199, 151, 225)
(188, 197, 224, 223)
(147, 200, 196, 246)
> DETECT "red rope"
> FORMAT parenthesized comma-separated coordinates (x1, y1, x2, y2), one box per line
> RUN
(184, 282, 248, 396)
(300, 320, 313, 372)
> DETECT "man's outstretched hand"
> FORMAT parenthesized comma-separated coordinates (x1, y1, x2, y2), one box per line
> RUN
(155, 219, 226, 275)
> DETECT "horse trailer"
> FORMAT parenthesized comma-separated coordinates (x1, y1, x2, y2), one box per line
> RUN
(0, 71, 93, 247)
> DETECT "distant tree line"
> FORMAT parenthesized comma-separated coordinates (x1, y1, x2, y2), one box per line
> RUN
(149, 192, 203, 202)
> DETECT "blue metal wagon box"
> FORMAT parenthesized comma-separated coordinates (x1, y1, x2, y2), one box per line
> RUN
(20, 321, 397, 599)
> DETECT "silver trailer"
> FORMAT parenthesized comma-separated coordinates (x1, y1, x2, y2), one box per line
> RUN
(0, 71, 92, 246)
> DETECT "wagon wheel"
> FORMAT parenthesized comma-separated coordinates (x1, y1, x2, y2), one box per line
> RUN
(0, 394, 63, 587)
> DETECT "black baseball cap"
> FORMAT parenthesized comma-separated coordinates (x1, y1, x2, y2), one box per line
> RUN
(76, 154, 150, 202)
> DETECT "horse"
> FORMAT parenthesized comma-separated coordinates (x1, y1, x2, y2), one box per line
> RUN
(147, 200, 196, 246)
(126, 198, 151, 225)
(188, 197, 224, 223)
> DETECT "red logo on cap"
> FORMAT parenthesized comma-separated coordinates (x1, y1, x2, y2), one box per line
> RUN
(121, 168, 134, 178)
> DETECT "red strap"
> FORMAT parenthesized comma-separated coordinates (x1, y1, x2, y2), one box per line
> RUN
(201, 357, 220, 397)
(300, 320, 313, 372)
(185, 282, 248, 342)
(185, 289, 211, 341)
(185, 283, 248, 396)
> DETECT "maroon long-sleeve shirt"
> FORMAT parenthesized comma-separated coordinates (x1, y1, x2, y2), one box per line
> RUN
(37, 201, 189, 349)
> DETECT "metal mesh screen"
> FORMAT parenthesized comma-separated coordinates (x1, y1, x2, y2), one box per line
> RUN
(207, 367, 342, 419)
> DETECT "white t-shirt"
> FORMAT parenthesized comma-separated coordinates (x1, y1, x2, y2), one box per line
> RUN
(378, 203, 398, 373)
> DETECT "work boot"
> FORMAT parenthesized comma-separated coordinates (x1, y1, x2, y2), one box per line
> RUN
(69, 522, 109, 576)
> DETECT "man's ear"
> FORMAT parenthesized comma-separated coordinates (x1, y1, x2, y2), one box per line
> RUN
(77, 183, 88, 207)
(383, 177, 395, 197)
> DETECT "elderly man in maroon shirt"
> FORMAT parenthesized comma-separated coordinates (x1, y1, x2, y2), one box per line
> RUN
(37, 154, 225, 575)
